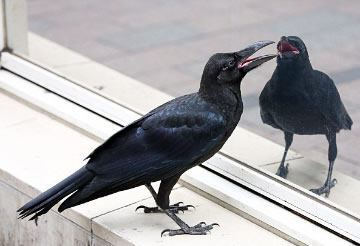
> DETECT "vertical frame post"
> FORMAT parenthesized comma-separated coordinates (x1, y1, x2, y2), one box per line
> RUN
(0, 0, 28, 54)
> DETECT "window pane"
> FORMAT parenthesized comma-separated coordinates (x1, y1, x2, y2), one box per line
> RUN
(26, 0, 360, 218)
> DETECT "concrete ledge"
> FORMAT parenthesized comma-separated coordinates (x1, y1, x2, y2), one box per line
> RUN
(0, 169, 122, 246)
(0, 91, 294, 246)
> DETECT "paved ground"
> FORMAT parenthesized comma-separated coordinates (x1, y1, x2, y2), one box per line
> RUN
(27, 0, 360, 179)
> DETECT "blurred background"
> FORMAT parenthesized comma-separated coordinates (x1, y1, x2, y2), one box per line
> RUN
(27, 0, 360, 179)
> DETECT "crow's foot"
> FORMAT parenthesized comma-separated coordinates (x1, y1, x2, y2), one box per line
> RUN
(276, 163, 289, 179)
(136, 202, 195, 214)
(310, 178, 337, 198)
(161, 222, 219, 236)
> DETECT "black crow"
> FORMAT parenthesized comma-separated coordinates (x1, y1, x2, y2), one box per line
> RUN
(259, 36, 352, 197)
(18, 41, 275, 236)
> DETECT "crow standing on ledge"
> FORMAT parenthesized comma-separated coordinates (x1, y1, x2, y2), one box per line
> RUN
(18, 41, 275, 236)
(260, 36, 352, 197)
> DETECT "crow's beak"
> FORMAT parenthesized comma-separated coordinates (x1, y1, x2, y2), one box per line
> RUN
(277, 37, 300, 59)
(235, 40, 276, 72)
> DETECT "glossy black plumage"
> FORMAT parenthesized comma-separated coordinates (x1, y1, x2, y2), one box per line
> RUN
(18, 40, 276, 235)
(260, 36, 352, 196)
(59, 93, 229, 211)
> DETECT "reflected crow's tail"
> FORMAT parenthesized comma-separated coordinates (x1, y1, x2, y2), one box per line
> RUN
(17, 166, 94, 220)
(344, 113, 353, 130)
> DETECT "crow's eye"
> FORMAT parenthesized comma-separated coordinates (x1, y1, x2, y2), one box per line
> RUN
(222, 60, 235, 71)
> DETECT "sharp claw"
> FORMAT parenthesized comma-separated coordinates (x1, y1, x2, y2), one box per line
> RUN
(135, 205, 146, 212)
(211, 223, 220, 227)
(161, 221, 218, 236)
(172, 202, 184, 207)
(194, 222, 206, 228)
(161, 229, 171, 237)
(186, 205, 195, 210)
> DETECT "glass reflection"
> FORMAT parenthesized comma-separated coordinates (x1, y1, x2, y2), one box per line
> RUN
(27, 0, 360, 216)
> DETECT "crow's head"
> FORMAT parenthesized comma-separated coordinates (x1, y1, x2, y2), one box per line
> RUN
(277, 36, 309, 66)
(201, 41, 276, 89)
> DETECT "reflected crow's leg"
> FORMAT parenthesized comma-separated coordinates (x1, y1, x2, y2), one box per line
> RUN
(276, 131, 293, 178)
(310, 131, 337, 197)
(136, 177, 194, 214)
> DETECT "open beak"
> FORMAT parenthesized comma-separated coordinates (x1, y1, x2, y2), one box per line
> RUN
(277, 36, 299, 59)
(235, 40, 276, 72)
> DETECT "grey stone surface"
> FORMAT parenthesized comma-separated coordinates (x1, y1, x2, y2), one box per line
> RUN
(27, 0, 360, 180)
(330, 67, 360, 85)
(0, 181, 93, 246)
(98, 23, 203, 52)
(0, 176, 135, 246)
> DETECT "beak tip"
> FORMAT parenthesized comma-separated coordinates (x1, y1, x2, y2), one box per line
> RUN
(237, 40, 276, 59)
(260, 40, 275, 46)
(251, 40, 276, 52)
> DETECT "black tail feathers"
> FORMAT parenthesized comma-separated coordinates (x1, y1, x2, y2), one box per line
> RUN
(17, 166, 94, 220)
(345, 114, 353, 130)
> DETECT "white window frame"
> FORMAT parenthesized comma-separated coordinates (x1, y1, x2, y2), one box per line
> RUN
(0, 1, 359, 244)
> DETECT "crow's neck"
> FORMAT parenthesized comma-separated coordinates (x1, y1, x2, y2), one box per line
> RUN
(199, 75, 241, 101)
(199, 77, 243, 123)
(275, 58, 313, 83)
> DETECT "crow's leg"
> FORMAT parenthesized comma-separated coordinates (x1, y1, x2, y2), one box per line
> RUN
(276, 132, 293, 178)
(310, 132, 337, 197)
(161, 209, 219, 236)
(158, 175, 218, 236)
(137, 175, 218, 236)
(136, 176, 194, 214)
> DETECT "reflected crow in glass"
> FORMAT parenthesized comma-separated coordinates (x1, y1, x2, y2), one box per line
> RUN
(18, 41, 275, 236)
(259, 36, 352, 197)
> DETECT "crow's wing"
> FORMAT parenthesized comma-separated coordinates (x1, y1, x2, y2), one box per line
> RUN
(62, 96, 226, 207)
(87, 109, 226, 181)
(311, 70, 352, 131)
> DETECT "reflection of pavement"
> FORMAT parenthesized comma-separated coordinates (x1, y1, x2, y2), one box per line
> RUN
(28, 0, 360, 179)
